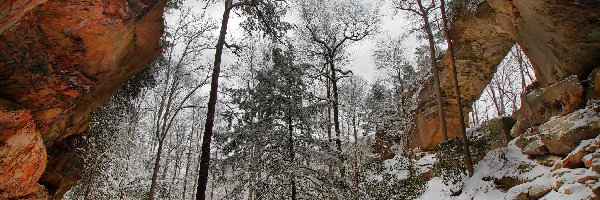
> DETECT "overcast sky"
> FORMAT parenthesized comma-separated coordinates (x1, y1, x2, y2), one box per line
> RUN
(174, 0, 419, 83)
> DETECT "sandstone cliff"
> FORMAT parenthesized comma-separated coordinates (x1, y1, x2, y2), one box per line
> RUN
(414, 0, 600, 150)
(0, 0, 166, 198)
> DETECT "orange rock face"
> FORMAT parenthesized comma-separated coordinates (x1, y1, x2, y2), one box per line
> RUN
(0, 100, 46, 199)
(413, 0, 600, 150)
(0, 0, 166, 198)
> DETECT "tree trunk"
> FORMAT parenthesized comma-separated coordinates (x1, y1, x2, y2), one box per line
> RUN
(326, 69, 333, 145)
(489, 85, 503, 116)
(149, 137, 165, 200)
(440, 0, 474, 176)
(325, 70, 333, 173)
(352, 109, 359, 187)
(183, 126, 195, 199)
(329, 60, 345, 178)
(196, 0, 232, 199)
(516, 47, 527, 91)
(471, 103, 480, 126)
(418, 0, 449, 141)
(288, 115, 297, 200)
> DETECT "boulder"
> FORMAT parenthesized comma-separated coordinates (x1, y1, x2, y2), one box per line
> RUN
(592, 160, 600, 174)
(495, 177, 525, 192)
(476, 117, 517, 148)
(515, 128, 548, 156)
(528, 186, 552, 198)
(534, 155, 561, 167)
(512, 75, 585, 137)
(373, 130, 399, 160)
(592, 182, 600, 196)
(584, 150, 600, 168)
(562, 138, 599, 168)
(538, 101, 600, 156)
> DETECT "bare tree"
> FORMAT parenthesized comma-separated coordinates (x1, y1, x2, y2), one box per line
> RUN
(148, 9, 214, 200)
(298, 0, 379, 177)
(339, 76, 367, 187)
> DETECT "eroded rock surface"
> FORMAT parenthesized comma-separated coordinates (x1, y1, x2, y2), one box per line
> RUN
(0, 99, 46, 199)
(0, 0, 166, 198)
(512, 75, 585, 137)
(414, 0, 600, 149)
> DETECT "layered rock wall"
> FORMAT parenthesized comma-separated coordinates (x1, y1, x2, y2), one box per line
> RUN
(414, 0, 600, 149)
(0, 0, 166, 198)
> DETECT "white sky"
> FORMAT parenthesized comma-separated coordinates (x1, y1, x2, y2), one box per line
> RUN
(175, 0, 419, 83)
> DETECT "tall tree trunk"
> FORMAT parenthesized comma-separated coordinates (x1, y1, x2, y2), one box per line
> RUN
(196, 0, 232, 199)
(489, 85, 503, 116)
(325, 71, 333, 173)
(471, 103, 480, 126)
(149, 137, 165, 200)
(352, 110, 359, 187)
(326, 69, 333, 145)
(183, 135, 192, 200)
(439, 0, 474, 176)
(329, 60, 345, 178)
(418, 0, 449, 141)
(516, 46, 527, 91)
(288, 115, 297, 200)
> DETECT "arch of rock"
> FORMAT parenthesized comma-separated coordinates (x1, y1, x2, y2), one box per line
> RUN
(413, 0, 600, 150)
(0, 0, 599, 199)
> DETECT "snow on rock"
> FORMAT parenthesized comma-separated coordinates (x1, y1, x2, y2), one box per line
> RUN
(539, 100, 600, 155)
(419, 142, 600, 200)
(457, 144, 549, 200)
(506, 173, 554, 199)
(414, 102, 600, 200)
(418, 178, 451, 200)
(560, 138, 599, 169)
(416, 153, 436, 175)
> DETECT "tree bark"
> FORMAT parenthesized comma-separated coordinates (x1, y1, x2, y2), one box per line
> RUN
(516, 47, 527, 91)
(329, 60, 345, 178)
(439, 0, 474, 176)
(488, 85, 503, 116)
(352, 109, 359, 187)
(287, 115, 297, 200)
(149, 137, 165, 200)
(196, 0, 232, 199)
(325, 67, 333, 173)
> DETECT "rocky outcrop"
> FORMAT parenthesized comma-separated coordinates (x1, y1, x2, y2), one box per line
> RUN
(459, 127, 600, 199)
(515, 100, 600, 157)
(498, 102, 600, 199)
(374, 130, 398, 160)
(473, 117, 516, 147)
(0, 0, 167, 198)
(413, 2, 514, 149)
(414, 0, 600, 149)
(511, 75, 585, 137)
(0, 99, 46, 199)
(538, 101, 600, 156)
